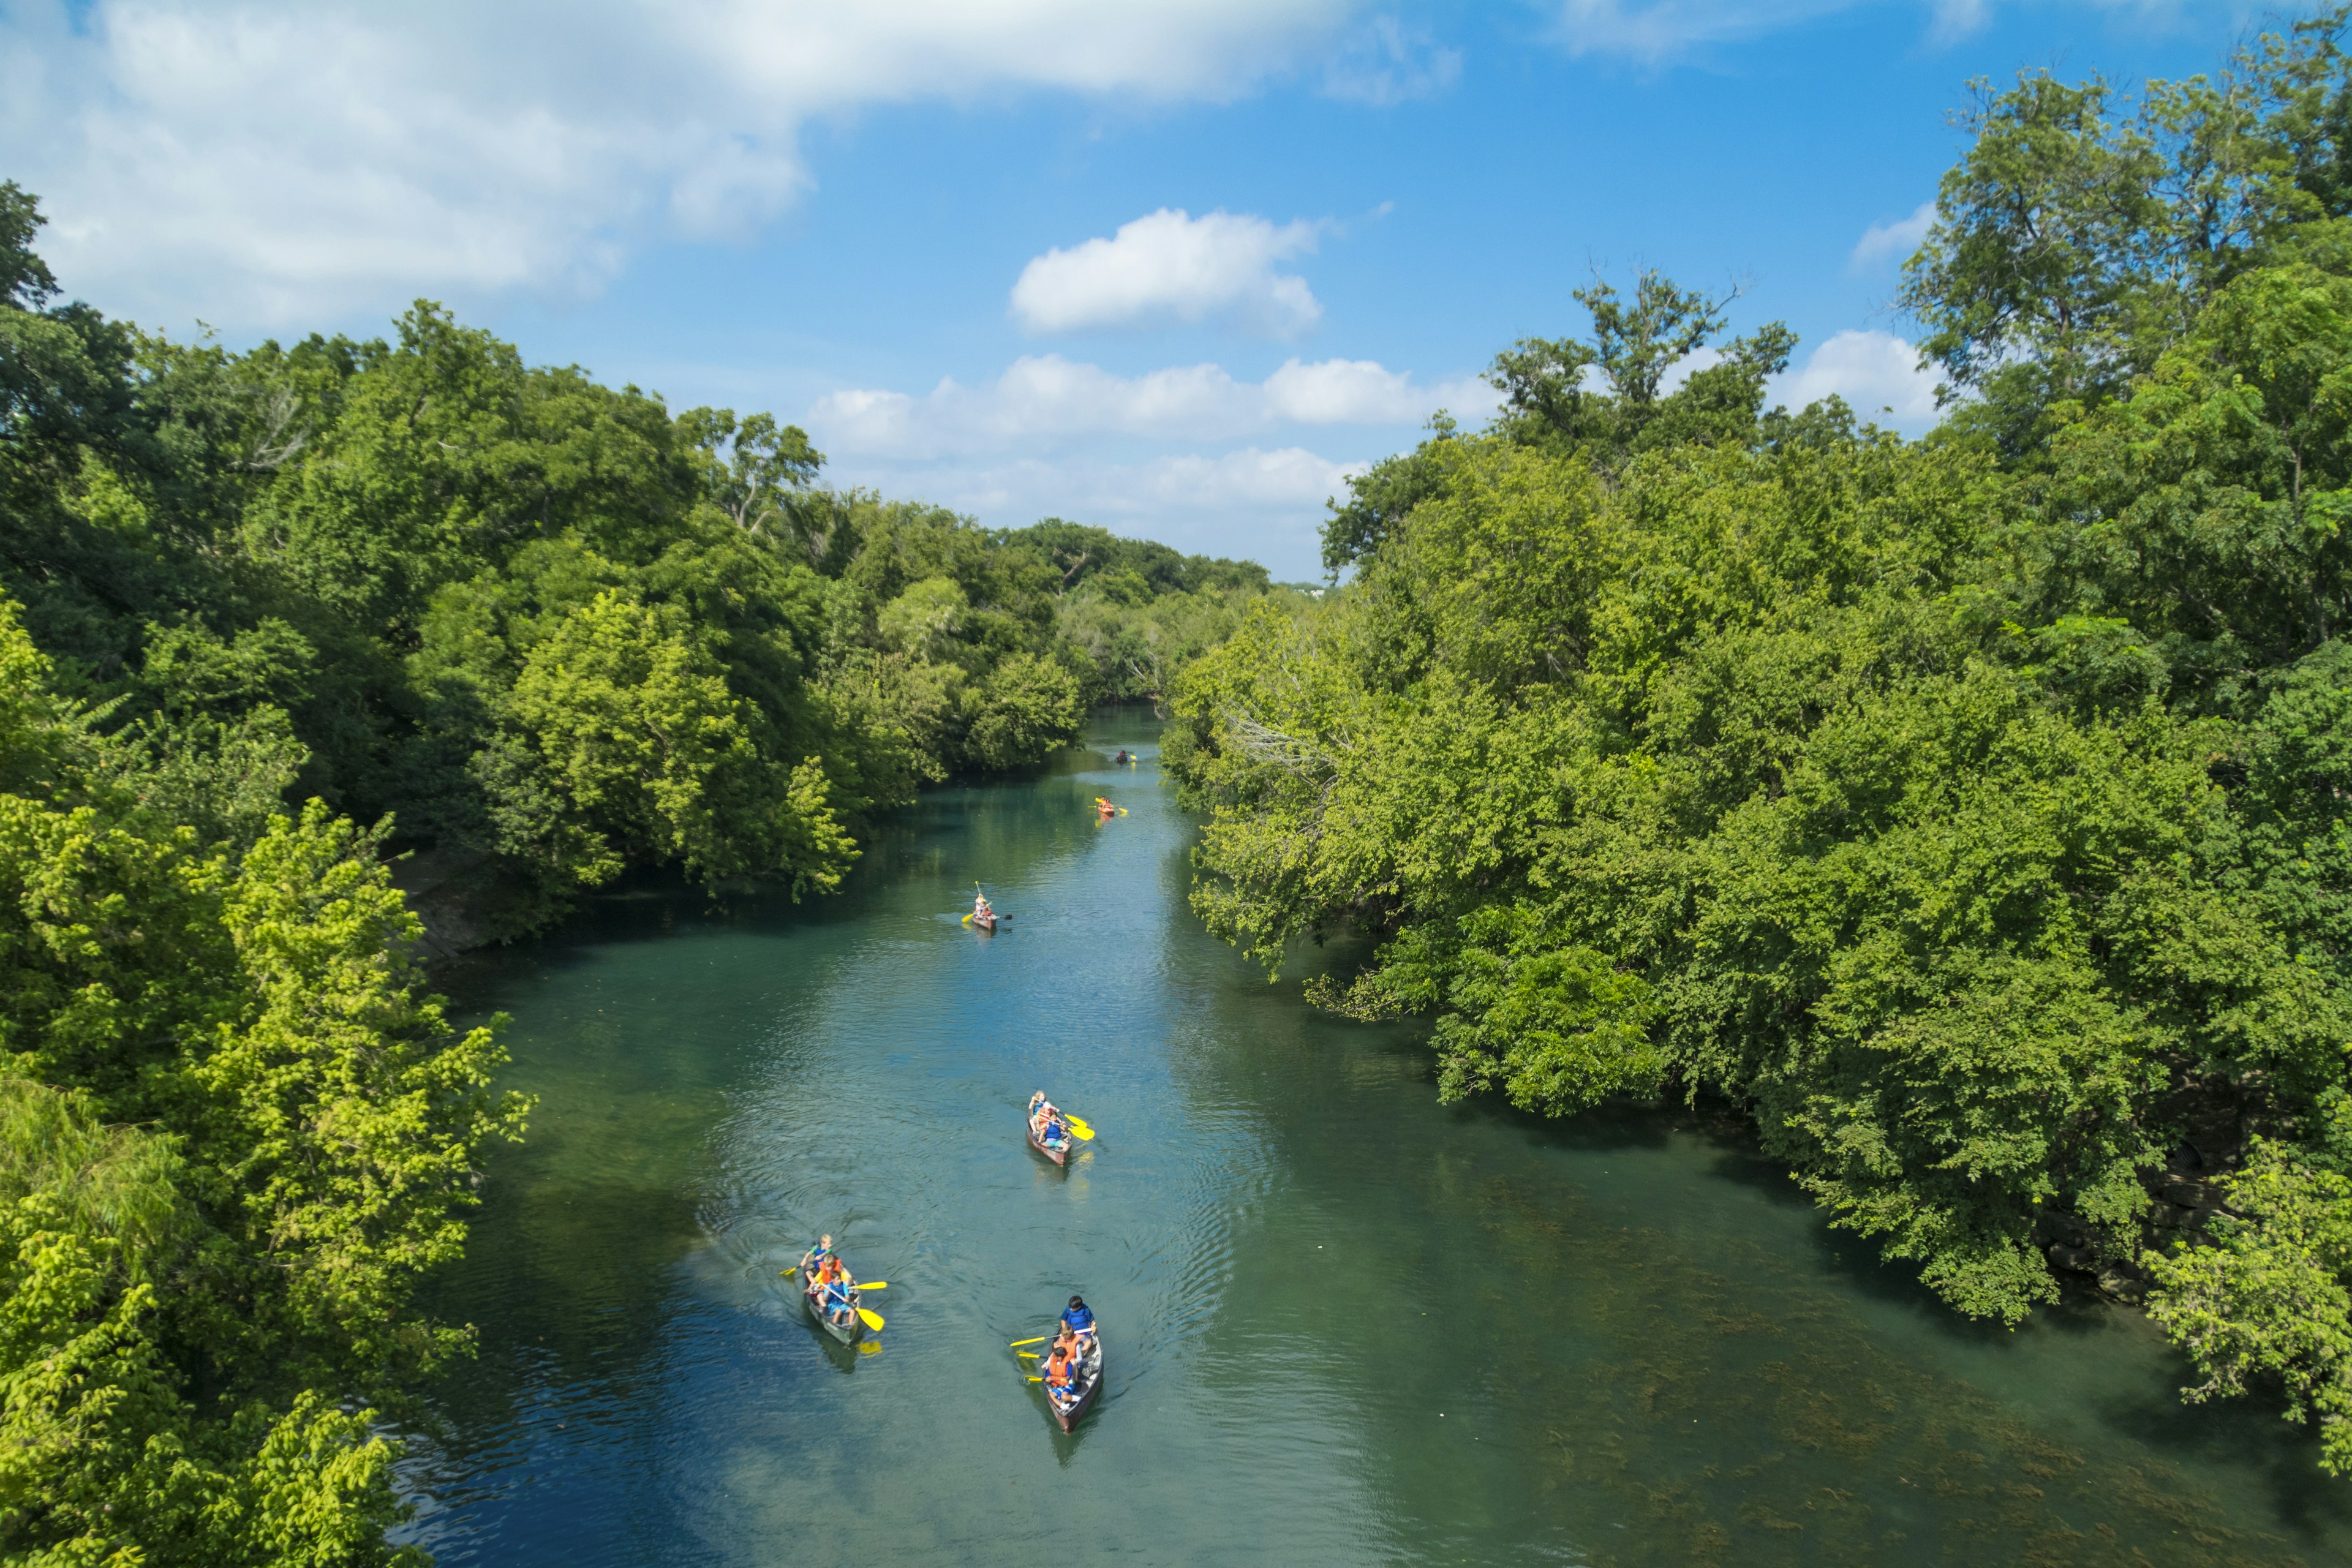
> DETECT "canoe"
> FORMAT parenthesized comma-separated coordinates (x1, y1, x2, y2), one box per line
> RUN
(1027, 1117, 1071, 1167)
(973, 910, 998, 931)
(801, 1265, 865, 1345)
(1042, 1330, 1104, 1431)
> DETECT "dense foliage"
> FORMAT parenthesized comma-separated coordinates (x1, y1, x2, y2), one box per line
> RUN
(0, 591, 527, 1564)
(1167, 9, 2352, 1472)
(0, 180, 1271, 1559)
(0, 207, 1267, 934)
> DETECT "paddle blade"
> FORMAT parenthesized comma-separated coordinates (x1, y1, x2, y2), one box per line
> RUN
(1071, 1126, 1096, 1142)
(779, 1268, 796, 1277)
(1009, 1336, 1049, 1347)
(858, 1281, 886, 1290)
(858, 1307, 885, 1331)
(1026, 1376, 1042, 1382)
(961, 913, 973, 924)
(1017, 1351, 1039, 1359)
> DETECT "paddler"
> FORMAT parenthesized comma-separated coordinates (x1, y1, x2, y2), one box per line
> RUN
(1060, 1294, 1096, 1341)
(1028, 1091, 1070, 1151)
(817, 1255, 857, 1321)
(1042, 1343, 1077, 1404)
(1113, 748, 1130, 764)
(796, 1233, 835, 1276)
(972, 888, 993, 923)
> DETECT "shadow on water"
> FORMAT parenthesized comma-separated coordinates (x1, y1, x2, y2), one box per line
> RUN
(396, 718, 2352, 1568)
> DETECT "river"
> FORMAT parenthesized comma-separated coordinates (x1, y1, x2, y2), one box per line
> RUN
(396, 714, 2352, 1567)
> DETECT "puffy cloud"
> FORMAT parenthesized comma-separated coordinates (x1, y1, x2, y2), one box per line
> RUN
(2, 0, 1361, 326)
(1010, 208, 1327, 337)
(805, 352, 1491, 456)
(1852, 201, 1938, 270)
(1770, 329, 1943, 429)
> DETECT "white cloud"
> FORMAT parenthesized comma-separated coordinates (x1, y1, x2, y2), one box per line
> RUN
(1852, 201, 1938, 270)
(1548, 0, 2206, 62)
(2, 0, 1362, 327)
(1770, 329, 1943, 429)
(1010, 208, 1327, 337)
(1548, 0, 1863, 60)
(1320, 16, 1463, 105)
(806, 352, 1491, 456)
(1926, 0, 1991, 43)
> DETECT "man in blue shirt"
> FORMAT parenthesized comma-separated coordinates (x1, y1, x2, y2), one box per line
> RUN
(1061, 1295, 1096, 1339)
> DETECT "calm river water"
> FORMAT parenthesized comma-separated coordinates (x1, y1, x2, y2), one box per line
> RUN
(397, 715, 2352, 1567)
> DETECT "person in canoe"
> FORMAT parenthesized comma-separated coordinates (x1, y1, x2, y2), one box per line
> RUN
(971, 888, 995, 925)
(1112, 748, 1130, 764)
(1028, 1091, 1071, 1154)
(1094, 797, 1121, 819)
(1061, 1294, 1097, 1341)
(815, 1254, 859, 1327)
(1039, 1306, 1102, 1427)
(1042, 1341, 1077, 1403)
(796, 1234, 835, 1276)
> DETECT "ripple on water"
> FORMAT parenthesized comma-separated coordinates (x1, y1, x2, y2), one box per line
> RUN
(398, 726, 2352, 1568)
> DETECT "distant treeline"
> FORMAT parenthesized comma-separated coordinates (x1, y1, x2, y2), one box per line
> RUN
(0, 177, 1277, 1562)
(1168, 8, 2352, 1473)
(0, 215, 1273, 930)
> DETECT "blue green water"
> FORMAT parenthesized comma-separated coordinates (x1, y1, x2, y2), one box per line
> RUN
(396, 715, 2352, 1566)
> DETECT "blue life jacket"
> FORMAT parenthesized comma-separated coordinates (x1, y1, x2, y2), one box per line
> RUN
(1061, 1303, 1095, 1334)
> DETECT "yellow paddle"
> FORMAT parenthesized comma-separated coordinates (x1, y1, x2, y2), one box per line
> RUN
(1009, 1336, 1050, 1348)
(1017, 1351, 1039, 1359)
(858, 1306, 885, 1331)
(1066, 1114, 1095, 1141)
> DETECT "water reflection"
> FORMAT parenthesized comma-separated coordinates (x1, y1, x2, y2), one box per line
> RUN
(396, 718, 2352, 1568)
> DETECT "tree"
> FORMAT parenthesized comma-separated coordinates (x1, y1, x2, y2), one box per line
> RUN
(0, 593, 527, 1560)
(677, 406, 822, 548)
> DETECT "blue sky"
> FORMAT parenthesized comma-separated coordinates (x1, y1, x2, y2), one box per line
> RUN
(2, 1, 2268, 576)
